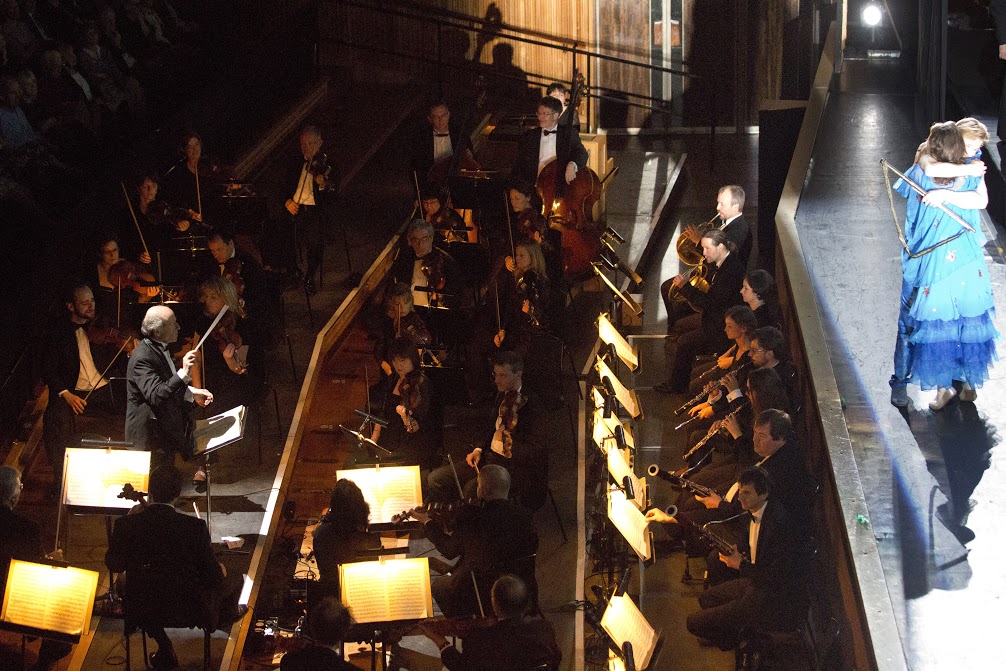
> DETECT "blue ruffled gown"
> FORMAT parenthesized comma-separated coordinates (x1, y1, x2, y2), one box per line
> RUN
(894, 165, 998, 390)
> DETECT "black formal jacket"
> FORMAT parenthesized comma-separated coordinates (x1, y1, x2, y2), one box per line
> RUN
(125, 338, 194, 456)
(512, 125, 588, 187)
(202, 249, 270, 317)
(105, 503, 224, 624)
(720, 214, 752, 267)
(737, 498, 801, 593)
(678, 251, 746, 343)
(389, 245, 464, 309)
(43, 315, 94, 397)
(441, 616, 562, 671)
(0, 506, 44, 595)
(425, 498, 538, 617)
(992, 1, 1006, 44)
(409, 120, 472, 176)
(717, 438, 808, 518)
(272, 153, 336, 217)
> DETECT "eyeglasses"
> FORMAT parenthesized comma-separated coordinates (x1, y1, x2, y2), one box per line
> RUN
(409, 235, 433, 243)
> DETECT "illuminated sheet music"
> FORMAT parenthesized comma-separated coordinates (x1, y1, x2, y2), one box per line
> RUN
(592, 409, 635, 453)
(596, 358, 642, 419)
(63, 448, 150, 511)
(336, 466, 423, 524)
(340, 557, 432, 624)
(194, 405, 246, 455)
(1, 560, 98, 639)
(607, 489, 652, 563)
(601, 594, 659, 670)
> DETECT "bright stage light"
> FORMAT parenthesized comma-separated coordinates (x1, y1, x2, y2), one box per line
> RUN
(862, 4, 882, 27)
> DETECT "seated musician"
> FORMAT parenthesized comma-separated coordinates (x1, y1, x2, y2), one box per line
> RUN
(508, 178, 561, 283)
(279, 597, 357, 671)
(87, 232, 159, 323)
(420, 574, 562, 671)
(134, 172, 190, 237)
(741, 269, 782, 330)
(655, 229, 745, 394)
(410, 100, 473, 184)
(546, 81, 579, 132)
(421, 188, 468, 243)
(683, 467, 808, 649)
(373, 282, 431, 376)
(105, 465, 245, 670)
(369, 338, 442, 471)
(42, 282, 133, 497)
(494, 239, 550, 356)
(0, 466, 72, 671)
(512, 96, 587, 188)
(411, 465, 538, 618)
(205, 227, 269, 318)
(311, 479, 376, 603)
(389, 218, 462, 310)
(686, 304, 758, 408)
(722, 327, 796, 409)
(161, 131, 229, 227)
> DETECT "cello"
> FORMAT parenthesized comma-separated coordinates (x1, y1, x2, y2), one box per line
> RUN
(535, 70, 604, 280)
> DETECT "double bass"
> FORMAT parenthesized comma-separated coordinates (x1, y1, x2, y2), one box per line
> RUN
(535, 71, 604, 280)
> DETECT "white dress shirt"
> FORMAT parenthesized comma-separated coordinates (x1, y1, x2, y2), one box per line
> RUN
(537, 127, 558, 175)
(748, 500, 769, 564)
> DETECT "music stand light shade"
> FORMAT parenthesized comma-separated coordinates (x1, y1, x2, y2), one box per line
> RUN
(335, 465, 423, 528)
(592, 408, 635, 453)
(598, 313, 639, 371)
(592, 263, 643, 316)
(1, 560, 99, 643)
(62, 447, 151, 515)
(600, 593, 660, 670)
(596, 357, 642, 419)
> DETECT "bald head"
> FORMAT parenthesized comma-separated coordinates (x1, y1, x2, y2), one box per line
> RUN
(141, 305, 179, 343)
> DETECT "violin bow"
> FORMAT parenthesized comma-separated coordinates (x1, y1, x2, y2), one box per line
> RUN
(83, 337, 132, 403)
(411, 170, 422, 220)
(504, 191, 516, 260)
(195, 165, 203, 222)
(120, 181, 151, 260)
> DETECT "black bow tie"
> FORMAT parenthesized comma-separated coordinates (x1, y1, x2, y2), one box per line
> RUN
(434, 133, 450, 138)
(542, 129, 557, 136)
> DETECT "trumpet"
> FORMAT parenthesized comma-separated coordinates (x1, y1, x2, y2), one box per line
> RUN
(681, 401, 748, 461)
(675, 213, 719, 266)
(647, 464, 716, 498)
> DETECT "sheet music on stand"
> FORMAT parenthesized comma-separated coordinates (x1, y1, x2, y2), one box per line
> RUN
(598, 312, 639, 371)
(340, 557, 433, 625)
(193, 405, 246, 456)
(0, 560, 99, 644)
(600, 593, 662, 670)
(607, 489, 654, 564)
(605, 444, 647, 511)
(596, 357, 642, 419)
(62, 447, 151, 515)
(335, 465, 423, 530)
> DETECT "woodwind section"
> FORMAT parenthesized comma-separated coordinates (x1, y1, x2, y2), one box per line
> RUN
(220, 222, 407, 671)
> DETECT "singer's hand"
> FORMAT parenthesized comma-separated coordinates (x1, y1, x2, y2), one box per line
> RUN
(192, 388, 213, 407)
(465, 448, 482, 469)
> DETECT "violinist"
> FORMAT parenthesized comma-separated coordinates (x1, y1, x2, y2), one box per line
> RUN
(278, 125, 335, 295)
(311, 479, 376, 604)
(411, 465, 538, 619)
(421, 189, 468, 243)
(205, 228, 268, 317)
(494, 240, 550, 356)
(389, 218, 461, 310)
(410, 100, 473, 184)
(87, 232, 159, 326)
(512, 96, 587, 188)
(161, 131, 229, 228)
(369, 338, 441, 471)
(42, 283, 127, 497)
(374, 283, 432, 374)
(508, 178, 561, 282)
(420, 575, 561, 671)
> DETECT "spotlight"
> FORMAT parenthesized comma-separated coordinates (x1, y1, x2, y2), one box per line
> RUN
(862, 3, 882, 27)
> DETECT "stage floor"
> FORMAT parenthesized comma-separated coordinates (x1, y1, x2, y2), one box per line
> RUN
(795, 58, 1006, 669)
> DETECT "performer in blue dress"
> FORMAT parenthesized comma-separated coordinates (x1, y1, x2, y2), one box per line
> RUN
(890, 120, 998, 410)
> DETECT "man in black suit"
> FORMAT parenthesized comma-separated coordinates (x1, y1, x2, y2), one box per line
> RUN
(278, 125, 335, 295)
(0, 466, 72, 671)
(388, 218, 463, 311)
(414, 465, 539, 619)
(456, 350, 549, 511)
(421, 575, 562, 671)
(279, 597, 357, 671)
(126, 305, 212, 465)
(105, 465, 243, 670)
(662, 185, 751, 332)
(685, 466, 807, 649)
(546, 81, 580, 132)
(410, 101, 473, 184)
(512, 96, 588, 187)
(42, 283, 124, 495)
(205, 228, 269, 317)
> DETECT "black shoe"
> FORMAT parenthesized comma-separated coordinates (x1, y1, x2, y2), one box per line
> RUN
(150, 649, 179, 670)
(305, 278, 317, 296)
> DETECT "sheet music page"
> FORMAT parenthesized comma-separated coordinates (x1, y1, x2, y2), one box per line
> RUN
(592, 412, 636, 453)
(336, 466, 423, 523)
(605, 448, 645, 510)
(607, 489, 652, 562)
(1, 561, 98, 637)
(340, 558, 431, 624)
(64, 448, 151, 509)
(601, 594, 658, 670)
(598, 314, 638, 371)
(194, 405, 246, 453)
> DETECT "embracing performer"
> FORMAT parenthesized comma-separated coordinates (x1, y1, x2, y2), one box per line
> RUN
(888, 119, 997, 409)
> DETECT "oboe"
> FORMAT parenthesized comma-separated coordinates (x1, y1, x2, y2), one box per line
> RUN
(681, 401, 748, 461)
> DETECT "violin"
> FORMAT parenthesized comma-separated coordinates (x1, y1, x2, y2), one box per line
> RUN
(396, 310, 432, 347)
(308, 152, 334, 189)
(107, 260, 160, 302)
(221, 257, 246, 298)
(391, 497, 481, 525)
(87, 321, 140, 355)
(515, 208, 548, 244)
(211, 310, 247, 374)
(420, 251, 447, 304)
(516, 270, 544, 328)
(395, 370, 428, 434)
(495, 389, 525, 459)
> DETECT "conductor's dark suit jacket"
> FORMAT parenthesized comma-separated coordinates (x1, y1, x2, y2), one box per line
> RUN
(125, 338, 194, 457)
(512, 125, 588, 187)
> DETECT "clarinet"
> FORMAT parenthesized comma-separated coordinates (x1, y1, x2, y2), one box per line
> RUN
(647, 465, 716, 498)
(674, 360, 752, 415)
(700, 520, 751, 563)
(681, 401, 749, 461)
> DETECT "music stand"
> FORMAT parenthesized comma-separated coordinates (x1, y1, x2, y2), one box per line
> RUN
(600, 593, 663, 671)
(340, 409, 393, 464)
(597, 313, 639, 372)
(191, 405, 247, 540)
(592, 262, 643, 317)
